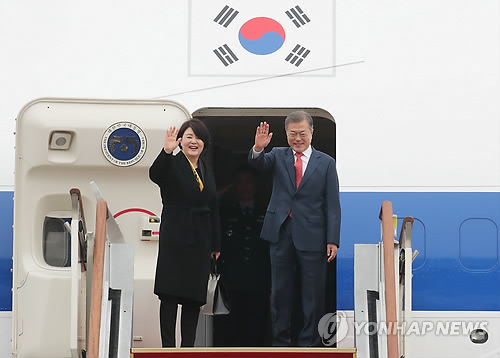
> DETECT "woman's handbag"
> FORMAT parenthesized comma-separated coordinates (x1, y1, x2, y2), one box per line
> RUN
(201, 257, 230, 315)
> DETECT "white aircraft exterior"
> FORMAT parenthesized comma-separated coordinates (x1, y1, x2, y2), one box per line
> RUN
(0, 1, 498, 357)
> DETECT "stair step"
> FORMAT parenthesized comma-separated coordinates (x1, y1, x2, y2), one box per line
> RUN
(131, 348, 356, 358)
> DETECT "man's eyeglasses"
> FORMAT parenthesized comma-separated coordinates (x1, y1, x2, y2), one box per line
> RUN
(287, 131, 308, 139)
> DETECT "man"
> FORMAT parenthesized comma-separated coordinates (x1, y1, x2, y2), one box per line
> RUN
(248, 111, 341, 347)
(216, 167, 271, 346)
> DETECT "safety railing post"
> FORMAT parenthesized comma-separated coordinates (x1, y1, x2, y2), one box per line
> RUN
(379, 201, 399, 358)
(88, 200, 107, 358)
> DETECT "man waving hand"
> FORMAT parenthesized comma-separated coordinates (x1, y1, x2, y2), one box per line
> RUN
(249, 111, 341, 347)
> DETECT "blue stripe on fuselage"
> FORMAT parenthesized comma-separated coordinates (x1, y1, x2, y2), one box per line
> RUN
(337, 192, 500, 311)
(0, 191, 13, 311)
(0, 191, 498, 312)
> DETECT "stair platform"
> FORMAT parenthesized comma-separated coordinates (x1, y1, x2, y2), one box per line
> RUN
(131, 348, 356, 358)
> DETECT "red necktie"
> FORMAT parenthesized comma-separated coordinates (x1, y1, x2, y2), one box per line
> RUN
(295, 152, 303, 188)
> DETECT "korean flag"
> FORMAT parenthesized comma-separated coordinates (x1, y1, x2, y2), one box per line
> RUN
(188, 0, 336, 76)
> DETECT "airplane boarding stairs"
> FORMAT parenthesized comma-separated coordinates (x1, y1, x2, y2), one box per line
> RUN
(69, 184, 134, 358)
(71, 188, 411, 358)
(354, 202, 417, 358)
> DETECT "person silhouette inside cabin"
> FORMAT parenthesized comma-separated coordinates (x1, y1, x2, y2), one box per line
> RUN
(216, 167, 271, 347)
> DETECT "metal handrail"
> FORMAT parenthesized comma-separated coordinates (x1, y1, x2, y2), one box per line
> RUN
(70, 189, 89, 358)
(70, 188, 88, 234)
(88, 200, 107, 358)
(399, 217, 414, 246)
(398, 216, 414, 358)
(70, 188, 88, 270)
(379, 201, 399, 358)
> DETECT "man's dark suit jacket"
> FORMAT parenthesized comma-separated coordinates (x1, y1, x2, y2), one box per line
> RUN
(248, 146, 340, 251)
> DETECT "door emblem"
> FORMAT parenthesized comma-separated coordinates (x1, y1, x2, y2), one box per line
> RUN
(102, 122, 147, 167)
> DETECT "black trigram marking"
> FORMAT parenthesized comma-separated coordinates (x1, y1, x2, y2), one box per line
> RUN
(285, 5, 311, 28)
(285, 44, 310, 67)
(213, 5, 239, 27)
(213, 44, 239, 66)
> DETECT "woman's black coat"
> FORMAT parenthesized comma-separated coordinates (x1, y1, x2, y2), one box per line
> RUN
(149, 149, 220, 304)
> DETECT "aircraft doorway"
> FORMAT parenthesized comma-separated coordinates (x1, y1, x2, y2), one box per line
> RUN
(193, 108, 337, 347)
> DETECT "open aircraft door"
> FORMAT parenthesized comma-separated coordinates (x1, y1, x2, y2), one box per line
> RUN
(192, 107, 338, 345)
(13, 98, 191, 357)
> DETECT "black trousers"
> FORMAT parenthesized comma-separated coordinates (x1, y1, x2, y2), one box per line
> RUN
(270, 217, 327, 347)
(159, 295, 200, 347)
(214, 290, 270, 347)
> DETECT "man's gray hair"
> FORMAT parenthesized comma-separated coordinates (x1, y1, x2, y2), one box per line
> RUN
(285, 111, 314, 131)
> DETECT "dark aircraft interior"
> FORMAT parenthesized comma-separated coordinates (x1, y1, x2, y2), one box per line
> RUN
(196, 108, 337, 347)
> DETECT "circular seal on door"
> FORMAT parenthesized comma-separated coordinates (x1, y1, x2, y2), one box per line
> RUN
(102, 122, 147, 167)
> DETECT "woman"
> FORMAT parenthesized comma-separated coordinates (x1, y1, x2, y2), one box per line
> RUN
(149, 118, 220, 347)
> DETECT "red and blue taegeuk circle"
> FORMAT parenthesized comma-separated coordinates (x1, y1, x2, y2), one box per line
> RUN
(238, 17, 286, 55)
